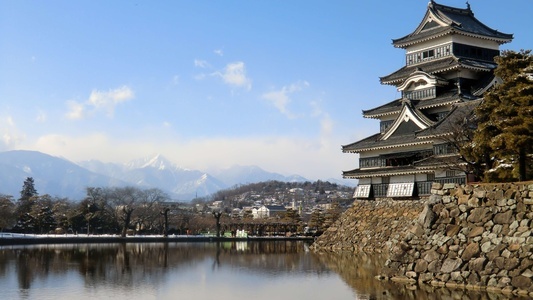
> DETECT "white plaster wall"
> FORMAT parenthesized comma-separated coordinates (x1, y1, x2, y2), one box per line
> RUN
(359, 178, 372, 185)
(406, 37, 452, 53)
(391, 175, 415, 183)
(435, 170, 447, 178)
(416, 173, 428, 181)
(405, 35, 500, 53)
(451, 35, 500, 50)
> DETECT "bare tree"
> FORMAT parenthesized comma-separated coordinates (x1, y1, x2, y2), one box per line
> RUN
(0, 194, 16, 231)
(429, 103, 486, 182)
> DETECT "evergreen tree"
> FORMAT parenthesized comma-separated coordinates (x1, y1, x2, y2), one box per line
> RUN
(20, 177, 38, 201)
(14, 177, 39, 233)
(475, 50, 533, 182)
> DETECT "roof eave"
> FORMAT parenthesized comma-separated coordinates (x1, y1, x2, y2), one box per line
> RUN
(393, 29, 512, 49)
(363, 111, 400, 119)
(342, 140, 433, 153)
(343, 168, 432, 179)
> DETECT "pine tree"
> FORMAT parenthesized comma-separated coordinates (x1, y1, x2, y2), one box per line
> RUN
(20, 177, 38, 200)
(475, 50, 533, 182)
(14, 177, 40, 233)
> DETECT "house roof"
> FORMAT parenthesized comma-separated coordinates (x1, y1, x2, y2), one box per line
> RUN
(380, 57, 497, 85)
(264, 205, 286, 211)
(392, 1, 513, 48)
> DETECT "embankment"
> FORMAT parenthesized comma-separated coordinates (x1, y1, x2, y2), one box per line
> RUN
(313, 182, 533, 295)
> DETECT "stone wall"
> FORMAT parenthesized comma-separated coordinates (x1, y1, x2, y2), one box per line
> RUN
(312, 198, 426, 252)
(313, 181, 533, 295)
(384, 182, 533, 295)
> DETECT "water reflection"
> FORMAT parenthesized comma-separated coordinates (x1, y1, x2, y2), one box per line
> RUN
(0, 241, 342, 300)
(315, 251, 531, 300)
(0, 242, 528, 300)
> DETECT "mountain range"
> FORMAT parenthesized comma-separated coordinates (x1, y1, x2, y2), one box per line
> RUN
(0, 150, 354, 201)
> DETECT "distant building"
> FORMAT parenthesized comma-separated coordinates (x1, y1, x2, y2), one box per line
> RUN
(342, 1, 513, 199)
(253, 205, 287, 219)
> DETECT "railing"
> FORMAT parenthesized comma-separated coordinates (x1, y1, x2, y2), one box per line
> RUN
(435, 177, 466, 185)
(370, 177, 466, 198)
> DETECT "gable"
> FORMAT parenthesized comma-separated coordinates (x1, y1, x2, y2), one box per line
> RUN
(398, 70, 448, 92)
(389, 119, 422, 137)
(381, 104, 431, 140)
(412, 8, 449, 37)
(421, 20, 439, 31)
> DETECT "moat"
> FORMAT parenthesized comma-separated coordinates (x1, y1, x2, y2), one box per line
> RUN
(0, 241, 527, 300)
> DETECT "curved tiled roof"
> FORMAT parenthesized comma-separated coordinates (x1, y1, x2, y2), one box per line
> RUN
(380, 57, 496, 85)
(362, 98, 403, 118)
(416, 99, 481, 139)
(342, 130, 432, 153)
(363, 91, 465, 118)
(343, 166, 430, 179)
(393, 1, 513, 48)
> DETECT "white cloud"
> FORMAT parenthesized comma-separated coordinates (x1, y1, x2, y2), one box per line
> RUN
(194, 59, 210, 68)
(65, 85, 134, 120)
(262, 81, 309, 118)
(214, 49, 223, 56)
(23, 132, 352, 181)
(214, 62, 252, 90)
(0, 115, 25, 150)
(66, 101, 86, 120)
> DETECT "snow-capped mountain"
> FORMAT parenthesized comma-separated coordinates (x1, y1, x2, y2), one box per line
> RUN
(78, 154, 227, 200)
(80, 155, 312, 200)
(0, 150, 126, 200)
(0, 150, 318, 201)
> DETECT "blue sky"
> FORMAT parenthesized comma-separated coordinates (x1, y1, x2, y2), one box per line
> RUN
(0, 1, 531, 181)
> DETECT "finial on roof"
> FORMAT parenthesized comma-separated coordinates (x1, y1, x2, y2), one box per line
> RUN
(466, 1, 471, 10)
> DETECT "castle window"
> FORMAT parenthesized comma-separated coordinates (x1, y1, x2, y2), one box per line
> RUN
(360, 157, 386, 168)
(404, 87, 436, 100)
(422, 49, 435, 60)
(446, 170, 459, 177)
(434, 143, 455, 155)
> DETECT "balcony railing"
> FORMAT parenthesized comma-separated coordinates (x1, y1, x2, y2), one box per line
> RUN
(434, 177, 466, 185)
(369, 177, 466, 198)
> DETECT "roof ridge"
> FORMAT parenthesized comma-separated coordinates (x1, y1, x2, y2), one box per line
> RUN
(429, 0, 472, 16)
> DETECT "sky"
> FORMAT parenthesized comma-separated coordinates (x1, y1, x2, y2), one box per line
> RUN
(0, 0, 531, 181)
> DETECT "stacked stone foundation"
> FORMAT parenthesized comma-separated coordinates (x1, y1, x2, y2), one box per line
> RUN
(313, 182, 533, 296)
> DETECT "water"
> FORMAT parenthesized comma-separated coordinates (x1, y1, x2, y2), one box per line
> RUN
(0, 241, 526, 300)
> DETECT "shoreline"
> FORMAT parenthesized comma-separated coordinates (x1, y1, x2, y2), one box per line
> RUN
(0, 234, 314, 246)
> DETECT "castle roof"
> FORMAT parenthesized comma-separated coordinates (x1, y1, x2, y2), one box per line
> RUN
(342, 125, 432, 153)
(343, 165, 430, 179)
(380, 57, 497, 85)
(362, 90, 468, 119)
(392, 1, 513, 49)
(416, 99, 481, 139)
